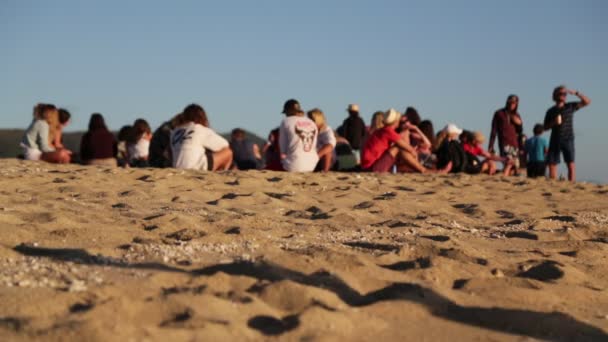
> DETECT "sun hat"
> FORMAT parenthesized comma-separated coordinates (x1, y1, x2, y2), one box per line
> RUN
(347, 104, 360, 112)
(445, 123, 463, 135)
(384, 108, 401, 125)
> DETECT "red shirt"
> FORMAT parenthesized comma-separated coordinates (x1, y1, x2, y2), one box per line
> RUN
(361, 126, 401, 169)
(463, 143, 483, 156)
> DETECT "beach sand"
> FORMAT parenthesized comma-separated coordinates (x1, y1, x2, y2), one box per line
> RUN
(0, 159, 607, 341)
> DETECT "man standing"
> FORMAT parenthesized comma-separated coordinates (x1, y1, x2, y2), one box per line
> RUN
(341, 104, 366, 164)
(488, 95, 523, 176)
(544, 85, 591, 181)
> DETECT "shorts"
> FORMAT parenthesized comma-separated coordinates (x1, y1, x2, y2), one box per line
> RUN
(547, 139, 575, 164)
(21, 145, 42, 161)
(368, 151, 395, 173)
(502, 145, 520, 169)
(527, 161, 546, 178)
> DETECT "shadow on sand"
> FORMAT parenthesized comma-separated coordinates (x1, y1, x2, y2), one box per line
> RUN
(13, 244, 608, 340)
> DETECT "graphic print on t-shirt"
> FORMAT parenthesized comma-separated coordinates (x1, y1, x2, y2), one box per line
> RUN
(294, 120, 317, 152)
(171, 128, 194, 147)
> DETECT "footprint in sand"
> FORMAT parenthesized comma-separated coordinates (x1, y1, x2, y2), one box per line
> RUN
(343, 241, 401, 253)
(421, 235, 450, 242)
(224, 227, 241, 235)
(247, 315, 300, 336)
(517, 260, 564, 282)
(374, 192, 397, 200)
(559, 251, 578, 257)
(266, 177, 282, 183)
(353, 201, 374, 210)
(505, 231, 538, 240)
(264, 192, 292, 200)
(380, 257, 432, 271)
(159, 309, 194, 327)
(543, 215, 576, 223)
(69, 301, 94, 314)
(452, 203, 480, 216)
(162, 285, 206, 297)
(495, 210, 515, 219)
(372, 220, 420, 229)
(165, 229, 206, 242)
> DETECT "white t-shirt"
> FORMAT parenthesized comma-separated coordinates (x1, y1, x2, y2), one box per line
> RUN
(128, 139, 150, 161)
(170, 122, 229, 170)
(279, 116, 319, 172)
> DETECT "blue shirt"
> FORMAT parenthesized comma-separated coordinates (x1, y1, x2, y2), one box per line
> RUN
(525, 136, 548, 162)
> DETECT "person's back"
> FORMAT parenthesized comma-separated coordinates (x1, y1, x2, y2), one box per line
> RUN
(171, 121, 227, 170)
(279, 115, 319, 172)
(231, 138, 259, 170)
(342, 104, 366, 150)
(149, 121, 174, 168)
(81, 130, 116, 161)
(525, 124, 549, 178)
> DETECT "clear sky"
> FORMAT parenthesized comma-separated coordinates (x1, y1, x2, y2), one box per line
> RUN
(1, 0, 606, 182)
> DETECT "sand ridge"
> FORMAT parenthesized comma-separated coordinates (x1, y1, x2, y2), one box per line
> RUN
(0, 159, 607, 341)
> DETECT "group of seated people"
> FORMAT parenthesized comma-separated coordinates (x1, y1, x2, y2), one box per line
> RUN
(20, 100, 548, 178)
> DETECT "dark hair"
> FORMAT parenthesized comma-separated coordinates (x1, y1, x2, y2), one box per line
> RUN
(118, 125, 133, 142)
(182, 104, 209, 127)
(460, 130, 474, 144)
(58, 108, 71, 124)
(231, 128, 245, 139)
(533, 123, 544, 135)
(552, 85, 566, 102)
(419, 120, 435, 147)
(404, 107, 421, 126)
(505, 94, 519, 112)
(88, 113, 108, 131)
(129, 119, 151, 143)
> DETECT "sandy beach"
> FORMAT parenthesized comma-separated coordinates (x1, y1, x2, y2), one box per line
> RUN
(0, 158, 607, 341)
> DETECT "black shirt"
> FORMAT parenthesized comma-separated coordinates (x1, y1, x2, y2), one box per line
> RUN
(342, 115, 366, 149)
(544, 102, 578, 145)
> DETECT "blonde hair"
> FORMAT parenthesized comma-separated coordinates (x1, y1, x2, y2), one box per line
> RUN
(307, 108, 327, 130)
(473, 131, 485, 144)
(369, 111, 385, 133)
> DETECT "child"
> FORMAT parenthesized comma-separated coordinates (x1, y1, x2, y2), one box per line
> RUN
(308, 108, 337, 172)
(525, 124, 549, 178)
(127, 119, 152, 167)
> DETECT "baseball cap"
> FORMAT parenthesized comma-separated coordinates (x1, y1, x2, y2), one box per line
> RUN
(445, 123, 463, 135)
(282, 99, 301, 114)
(383, 108, 401, 125)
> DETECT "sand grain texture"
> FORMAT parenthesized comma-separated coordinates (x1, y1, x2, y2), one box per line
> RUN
(0, 159, 607, 341)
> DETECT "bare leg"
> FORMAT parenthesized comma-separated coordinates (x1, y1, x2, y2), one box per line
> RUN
(548, 163, 558, 180)
(41, 150, 70, 164)
(567, 162, 576, 182)
(319, 153, 332, 172)
(487, 160, 497, 175)
(211, 148, 233, 171)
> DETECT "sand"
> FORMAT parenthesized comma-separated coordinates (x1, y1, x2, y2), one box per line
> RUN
(0, 158, 607, 341)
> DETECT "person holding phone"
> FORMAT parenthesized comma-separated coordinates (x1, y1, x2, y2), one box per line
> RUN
(543, 85, 591, 181)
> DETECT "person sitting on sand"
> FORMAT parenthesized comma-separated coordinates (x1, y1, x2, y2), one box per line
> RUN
(80, 113, 118, 166)
(116, 125, 133, 167)
(170, 103, 233, 171)
(361, 109, 450, 173)
(525, 124, 549, 178)
(488, 95, 523, 176)
(436, 124, 466, 173)
(230, 128, 262, 170)
(48, 108, 71, 150)
(395, 114, 433, 173)
(20, 103, 71, 163)
(127, 119, 152, 167)
(308, 108, 337, 172)
(279, 99, 319, 172)
(418, 120, 437, 168)
(263, 127, 282, 171)
(149, 114, 182, 168)
(461, 131, 503, 175)
(543, 85, 591, 181)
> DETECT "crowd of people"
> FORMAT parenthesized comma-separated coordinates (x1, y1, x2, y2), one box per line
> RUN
(19, 85, 591, 181)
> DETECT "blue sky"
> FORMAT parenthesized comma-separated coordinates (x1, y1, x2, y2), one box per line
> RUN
(1, 0, 606, 182)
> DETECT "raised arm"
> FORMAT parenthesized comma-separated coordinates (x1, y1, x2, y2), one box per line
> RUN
(569, 89, 591, 109)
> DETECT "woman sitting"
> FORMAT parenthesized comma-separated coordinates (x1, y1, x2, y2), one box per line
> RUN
(80, 113, 118, 166)
(20, 103, 71, 163)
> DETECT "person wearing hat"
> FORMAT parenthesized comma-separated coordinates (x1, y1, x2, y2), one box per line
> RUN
(435, 123, 467, 173)
(278, 99, 319, 172)
(488, 95, 524, 175)
(341, 104, 366, 163)
(543, 85, 591, 181)
(361, 109, 449, 173)
(461, 131, 504, 175)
